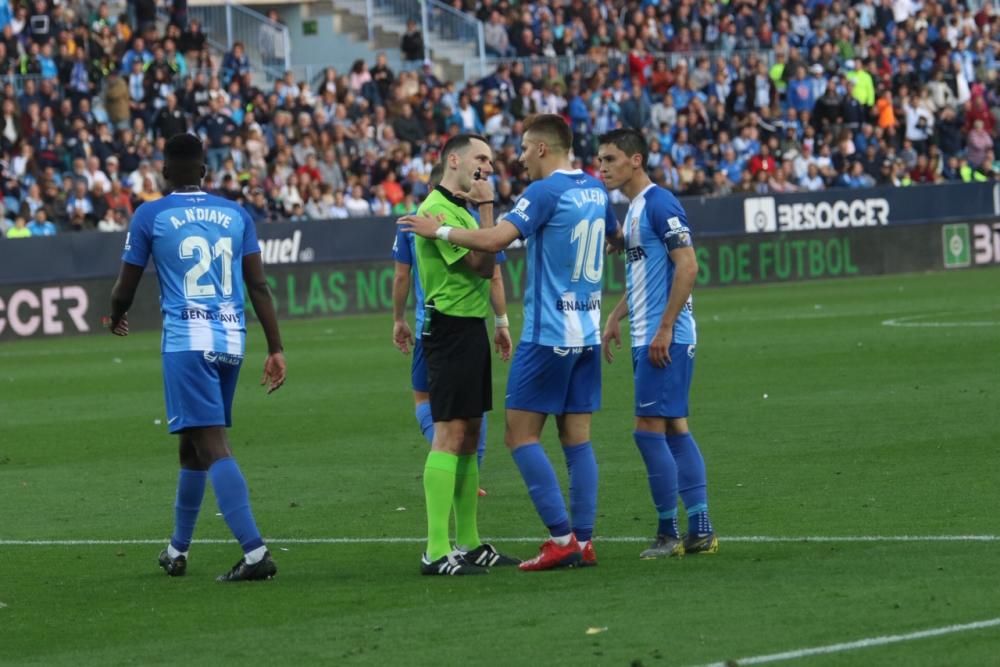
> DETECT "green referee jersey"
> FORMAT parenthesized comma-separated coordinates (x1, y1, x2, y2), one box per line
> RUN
(414, 186, 490, 319)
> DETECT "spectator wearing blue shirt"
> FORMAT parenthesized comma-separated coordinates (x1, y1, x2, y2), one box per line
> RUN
(27, 208, 56, 236)
(786, 65, 815, 113)
(221, 42, 251, 86)
(196, 97, 236, 172)
(121, 37, 153, 76)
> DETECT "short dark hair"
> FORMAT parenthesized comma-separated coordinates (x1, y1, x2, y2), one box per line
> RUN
(429, 162, 445, 188)
(440, 133, 488, 164)
(164, 133, 204, 163)
(523, 114, 572, 152)
(598, 128, 648, 168)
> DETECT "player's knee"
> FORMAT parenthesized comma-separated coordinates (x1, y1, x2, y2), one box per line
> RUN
(431, 420, 465, 453)
(189, 427, 232, 466)
(177, 434, 206, 470)
(665, 418, 689, 436)
(636, 416, 667, 434)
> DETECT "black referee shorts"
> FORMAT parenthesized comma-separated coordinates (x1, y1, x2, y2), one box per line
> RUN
(422, 306, 492, 422)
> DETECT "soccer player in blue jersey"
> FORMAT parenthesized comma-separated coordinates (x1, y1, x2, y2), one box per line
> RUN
(391, 164, 512, 479)
(400, 114, 619, 571)
(108, 133, 287, 581)
(597, 128, 718, 558)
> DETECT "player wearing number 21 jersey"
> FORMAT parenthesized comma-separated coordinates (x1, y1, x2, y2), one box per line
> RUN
(109, 134, 287, 582)
(399, 115, 619, 571)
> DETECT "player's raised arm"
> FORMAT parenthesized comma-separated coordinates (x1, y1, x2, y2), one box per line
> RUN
(243, 252, 286, 393)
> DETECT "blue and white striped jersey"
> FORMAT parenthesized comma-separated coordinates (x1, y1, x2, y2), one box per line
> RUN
(122, 190, 260, 355)
(624, 184, 696, 347)
(502, 169, 618, 347)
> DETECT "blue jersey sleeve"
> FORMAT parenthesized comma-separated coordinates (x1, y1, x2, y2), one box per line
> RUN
(242, 209, 261, 256)
(501, 180, 557, 239)
(648, 189, 693, 251)
(392, 228, 413, 265)
(122, 204, 154, 267)
(496, 250, 507, 264)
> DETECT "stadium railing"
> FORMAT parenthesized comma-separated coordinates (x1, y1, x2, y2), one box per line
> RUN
(369, 0, 486, 75)
(184, 1, 291, 82)
(462, 49, 777, 83)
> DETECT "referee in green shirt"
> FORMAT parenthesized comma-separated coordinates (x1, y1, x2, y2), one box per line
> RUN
(400, 134, 519, 575)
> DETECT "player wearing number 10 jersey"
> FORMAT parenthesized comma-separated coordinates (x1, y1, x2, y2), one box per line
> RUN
(109, 134, 287, 582)
(400, 115, 619, 571)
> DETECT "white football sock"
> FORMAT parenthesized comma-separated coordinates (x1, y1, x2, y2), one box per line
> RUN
(167, 545, 187, 560)
(244, 545, 268, 565)
(552, 533, 572, 547)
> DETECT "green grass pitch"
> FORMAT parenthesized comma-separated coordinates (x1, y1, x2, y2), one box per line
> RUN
(1, 268, 998, 666)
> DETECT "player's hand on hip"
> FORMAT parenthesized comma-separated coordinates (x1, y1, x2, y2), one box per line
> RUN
(648, 329, 673, 368)
(393, 320, 414, 354)
(261, 351, 287, 394)
(104, 314, 129, 336)
(601, 319, 621, 363)
(494, 325, 512, 362)
(397, 213, 444, 239)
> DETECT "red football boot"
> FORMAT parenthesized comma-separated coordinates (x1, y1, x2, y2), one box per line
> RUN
(518, 535, 582, 571)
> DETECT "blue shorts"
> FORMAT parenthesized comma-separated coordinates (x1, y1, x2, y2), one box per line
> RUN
(162, 351, 242, 434)
(632, 343, 695, 418)
(506, 342, 601, 415)
(411, 338, 429, 393)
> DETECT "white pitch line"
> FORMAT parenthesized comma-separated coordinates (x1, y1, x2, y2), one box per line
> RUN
(882, 313, 1000, 328)
(695, 617, 1000, 667)
(0, 535, 998, 546)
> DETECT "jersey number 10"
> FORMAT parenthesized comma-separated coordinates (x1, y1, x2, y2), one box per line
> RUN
(570, 219, 606, 284)
(180, 235, 233, 299)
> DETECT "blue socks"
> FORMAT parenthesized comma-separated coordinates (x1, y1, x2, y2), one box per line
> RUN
(415, 401, 434, 444)
(477, 416, 487, 468)
(667, 432, 714, 536)
(170, 468, 207, 553)
(562, 442, 598, 543)
(512, 443, 571, 537)
(634, 431, 680, 537)
(415, 401, 488, 469)
(209, 457, 265, 553)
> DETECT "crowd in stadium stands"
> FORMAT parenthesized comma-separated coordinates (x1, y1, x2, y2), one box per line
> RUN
(1, 0, 999, 236)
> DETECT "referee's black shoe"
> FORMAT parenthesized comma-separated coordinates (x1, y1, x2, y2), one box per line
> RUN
(460, 543, 522, 567)
(421, 552, 489, 575)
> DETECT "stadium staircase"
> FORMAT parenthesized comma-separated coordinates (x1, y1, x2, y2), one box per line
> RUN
(332, 0, 477, 82)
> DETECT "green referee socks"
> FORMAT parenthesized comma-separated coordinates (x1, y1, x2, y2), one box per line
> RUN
(453, 454, 481, 552)
(424, 451, 459, 561)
